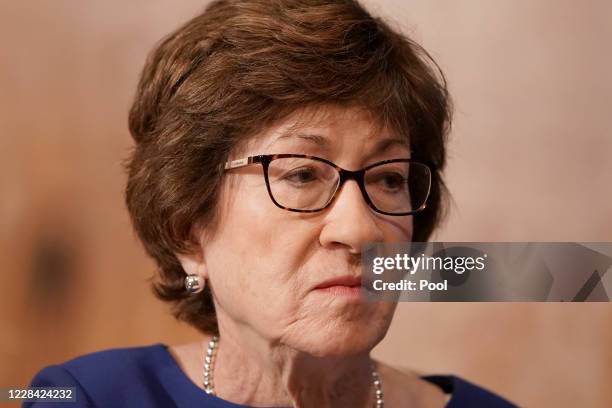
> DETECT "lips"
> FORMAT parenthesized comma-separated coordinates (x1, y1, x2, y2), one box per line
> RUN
(314, 275, 362, 290)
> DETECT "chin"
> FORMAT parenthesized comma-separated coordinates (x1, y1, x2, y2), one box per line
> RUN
(277, 300, 396, 357)
(296, 321, 389, 358)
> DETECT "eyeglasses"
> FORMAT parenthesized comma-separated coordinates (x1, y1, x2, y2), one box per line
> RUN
(224, 154, 432, 216)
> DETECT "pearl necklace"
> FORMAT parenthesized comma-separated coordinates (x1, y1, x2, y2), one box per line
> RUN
(202, 336, 384, 407)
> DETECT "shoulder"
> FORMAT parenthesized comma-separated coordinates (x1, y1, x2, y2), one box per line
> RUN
(43, 344, 169, 388)
(26, 344, 176, 408)
(376, 362, 517, 408)
(423, 375, 518, 407)
(61, 343, 167, 376)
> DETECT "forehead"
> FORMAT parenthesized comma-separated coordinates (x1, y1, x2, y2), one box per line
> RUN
(237, 104, 410, 156)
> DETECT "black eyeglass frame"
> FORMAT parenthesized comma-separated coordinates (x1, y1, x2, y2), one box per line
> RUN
(224, 154, 432, 216)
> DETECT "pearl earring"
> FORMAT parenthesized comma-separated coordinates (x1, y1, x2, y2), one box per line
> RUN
(184, 274, 204, 294)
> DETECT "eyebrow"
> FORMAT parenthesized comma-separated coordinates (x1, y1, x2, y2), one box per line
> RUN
(369, 136, 411, 156)
(273, 132, 329, 147)
(270, 132, 410, 157)
(270, 132, 412, 161)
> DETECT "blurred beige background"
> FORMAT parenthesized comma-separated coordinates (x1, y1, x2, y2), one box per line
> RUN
(1, 1, 611, 407)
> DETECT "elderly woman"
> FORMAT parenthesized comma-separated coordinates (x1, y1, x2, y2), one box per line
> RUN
(27, 0, 516, 407)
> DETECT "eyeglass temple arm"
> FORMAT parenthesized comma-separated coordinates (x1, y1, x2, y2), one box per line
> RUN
(224, 156, 263, 170)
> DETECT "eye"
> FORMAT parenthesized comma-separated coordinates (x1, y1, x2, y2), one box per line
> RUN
(281, 167, 319, 185)
(374, 172, 407, 191)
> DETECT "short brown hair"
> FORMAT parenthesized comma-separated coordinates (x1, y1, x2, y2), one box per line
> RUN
(125, 0, 451, 334)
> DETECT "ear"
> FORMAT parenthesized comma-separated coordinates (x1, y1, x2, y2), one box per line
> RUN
(177, 221, 209, 279)
(176, 249, 208, 281)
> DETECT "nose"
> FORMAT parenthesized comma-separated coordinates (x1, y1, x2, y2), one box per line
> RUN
(319, 180, 384, 254)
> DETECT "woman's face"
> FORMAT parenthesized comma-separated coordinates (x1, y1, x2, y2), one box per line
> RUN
(194, 105, 412, 357)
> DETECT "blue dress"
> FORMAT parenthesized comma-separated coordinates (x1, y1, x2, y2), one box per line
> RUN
(24, 344, 517, 407)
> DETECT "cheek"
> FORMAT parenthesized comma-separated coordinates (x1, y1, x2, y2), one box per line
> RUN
(381, 215, 413, 242)
(205, 182, 318, 337)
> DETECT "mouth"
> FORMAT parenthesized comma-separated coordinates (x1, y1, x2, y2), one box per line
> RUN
(313, 275, 363, 298)
(315, 275, 362, 289)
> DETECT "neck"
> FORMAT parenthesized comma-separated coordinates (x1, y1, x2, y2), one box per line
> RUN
(211, 319, 376, 408)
